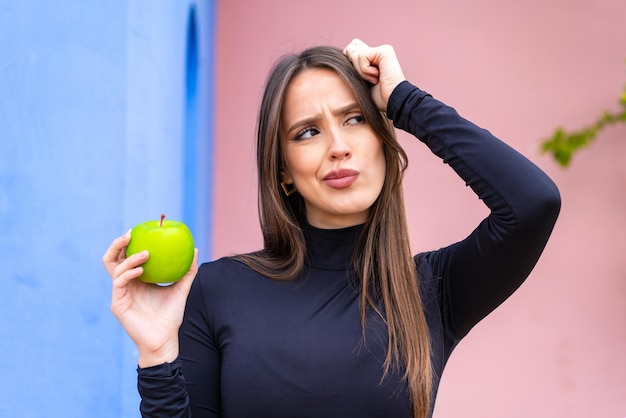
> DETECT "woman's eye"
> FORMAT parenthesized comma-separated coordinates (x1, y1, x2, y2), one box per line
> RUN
(294, 127, 319, 140)
(346, 114, 365, 125)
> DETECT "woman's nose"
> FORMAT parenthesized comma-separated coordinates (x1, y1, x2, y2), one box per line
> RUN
(328, 128, 352, 160)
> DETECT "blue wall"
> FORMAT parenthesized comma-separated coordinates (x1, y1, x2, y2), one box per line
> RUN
(0, 1, 214, 416)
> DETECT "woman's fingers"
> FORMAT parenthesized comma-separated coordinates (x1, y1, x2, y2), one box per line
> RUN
(102, 230, 131, 275)
(344, 38, 406, 111)
(111, 265, 144, 294)
(182, 249, 199, 285)
(343, 39, 379, 83)
(112, 250, 148, 280)
(168, 248, 199, 296)
(102, 230, 151, 288)
(343, 38, 369, 60)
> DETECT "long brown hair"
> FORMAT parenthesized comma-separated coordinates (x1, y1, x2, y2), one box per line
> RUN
(235, 46, 432, 417)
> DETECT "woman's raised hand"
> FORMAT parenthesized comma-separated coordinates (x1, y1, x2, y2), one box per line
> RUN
(102, 230, 198, 367)
(343, 38, 406, 112)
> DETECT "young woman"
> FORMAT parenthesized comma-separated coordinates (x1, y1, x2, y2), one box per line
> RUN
(103, 39, 561, 418)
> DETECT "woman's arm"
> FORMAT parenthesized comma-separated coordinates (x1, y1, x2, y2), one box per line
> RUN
(388, 81, 561, 339)
(345, 38, 559, 339)
(101, 232, 200, 417)
(135, 265, 222, 417)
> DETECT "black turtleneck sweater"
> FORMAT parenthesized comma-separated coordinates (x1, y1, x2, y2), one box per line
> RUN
(136, 82, 561, 417)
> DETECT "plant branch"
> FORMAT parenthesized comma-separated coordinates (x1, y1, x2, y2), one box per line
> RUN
(541, 62, 626, 167)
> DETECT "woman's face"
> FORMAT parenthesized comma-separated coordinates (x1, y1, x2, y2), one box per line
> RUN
(280, 68, 386, 229)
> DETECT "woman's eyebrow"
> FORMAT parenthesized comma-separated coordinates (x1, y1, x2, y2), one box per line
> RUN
(286, 102, 361, 135)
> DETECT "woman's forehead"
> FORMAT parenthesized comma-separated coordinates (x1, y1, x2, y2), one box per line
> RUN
(282, 69, 358, 119)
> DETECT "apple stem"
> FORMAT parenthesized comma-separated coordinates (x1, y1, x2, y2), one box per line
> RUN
(160, 213, 166, 227)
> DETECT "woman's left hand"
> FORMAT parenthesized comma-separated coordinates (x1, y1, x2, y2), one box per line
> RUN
(343, 38, 406, 112)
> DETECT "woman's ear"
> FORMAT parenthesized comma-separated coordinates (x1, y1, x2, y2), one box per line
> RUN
(280, 168, 293, 184)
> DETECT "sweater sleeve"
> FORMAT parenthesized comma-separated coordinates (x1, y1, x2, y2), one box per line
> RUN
(137, 360, 191, 417)
(387, 81, 561, 340)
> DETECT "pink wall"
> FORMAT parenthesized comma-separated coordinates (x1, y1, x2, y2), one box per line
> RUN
(213, 1, 626, 416)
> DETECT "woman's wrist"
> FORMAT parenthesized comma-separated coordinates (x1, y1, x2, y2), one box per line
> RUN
(137, 337, 180, 368)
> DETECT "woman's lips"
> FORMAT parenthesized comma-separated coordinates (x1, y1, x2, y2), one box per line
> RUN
(323, 169, 359, 189)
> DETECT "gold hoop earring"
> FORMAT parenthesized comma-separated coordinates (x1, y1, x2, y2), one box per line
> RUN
(280, 181, 297, 196)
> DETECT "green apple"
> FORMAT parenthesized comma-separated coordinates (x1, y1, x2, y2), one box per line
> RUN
(126, 214, 195, 284)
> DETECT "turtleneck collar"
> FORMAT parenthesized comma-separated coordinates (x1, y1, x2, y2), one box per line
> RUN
(303, 223, 364, 270)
